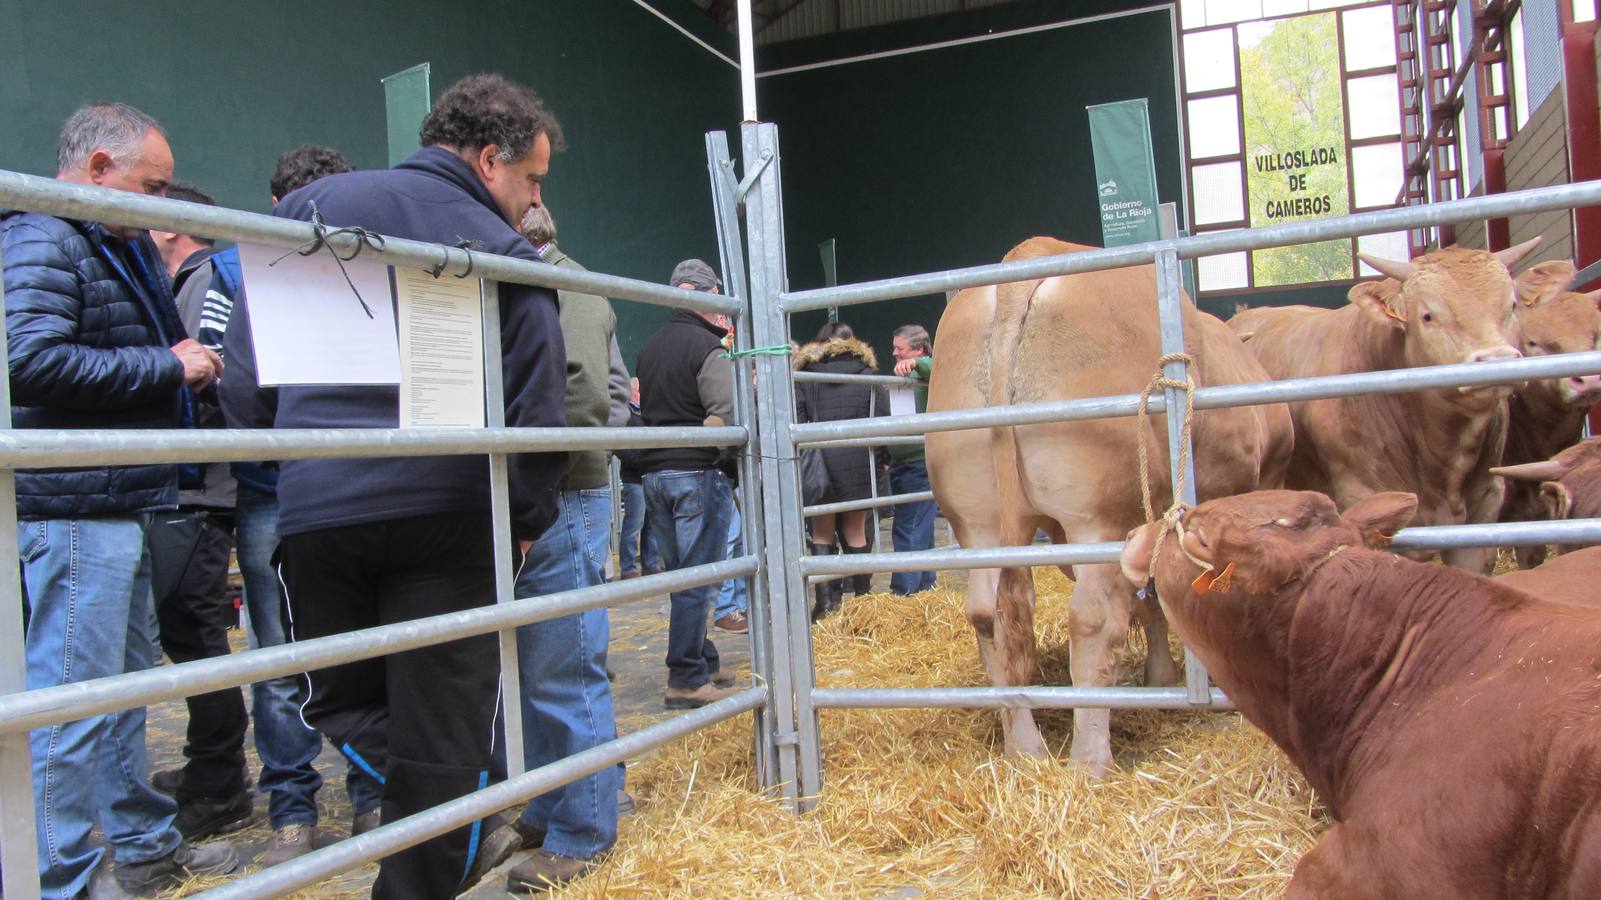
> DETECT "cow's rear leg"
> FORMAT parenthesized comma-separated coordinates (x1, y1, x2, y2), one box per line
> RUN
(965, 565, 1046, 757)
(1132, 578, 1180, 687)
(1066, 562, 1132, 777)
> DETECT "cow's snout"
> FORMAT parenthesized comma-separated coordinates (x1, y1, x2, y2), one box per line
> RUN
(1565, 373, 1601, 404)
(1468, 345, 1521, 364)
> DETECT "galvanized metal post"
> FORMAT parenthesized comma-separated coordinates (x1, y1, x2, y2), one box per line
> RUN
(1152, 246, 1212, 705)
(741, 121, 823, 808)
(705, 130, 779, 789)
(867, 389, 881, 555)
(482, 280, 525, 776)
(607, 455, 622, 582)
(0, 236, 42, 900)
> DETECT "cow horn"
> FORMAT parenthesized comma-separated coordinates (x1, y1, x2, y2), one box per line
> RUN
(1489, 460, 1569, 482)
(1494, 236, 1543, 270)
(1357, 253, 1413, 282)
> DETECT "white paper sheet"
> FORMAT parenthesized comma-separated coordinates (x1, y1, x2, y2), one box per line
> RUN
(238, 243, 401, 386)
(888, 386, 917, 416)
(396, 268, 485, 428)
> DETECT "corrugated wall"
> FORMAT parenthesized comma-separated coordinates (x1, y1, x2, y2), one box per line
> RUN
(759, 0, 1020, 44)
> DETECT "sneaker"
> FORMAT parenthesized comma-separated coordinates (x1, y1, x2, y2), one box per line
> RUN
(713, 611, 749, 633)
(173, 790, 254, 841)
(114, 840, 239, 894)
(710, 670, 736, 689)
(351, 808, 382, 836)
(505, 850, 594, 894)
(260, 823, 316, 867)
(461, 814, 523, 893)
(663, 682, 737, 709)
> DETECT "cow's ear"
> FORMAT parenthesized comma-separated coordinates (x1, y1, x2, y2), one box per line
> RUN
(1541, 481, 1573, 520)
(1120, 522, 1160, 586)
(1349, 279, 1406, 331)
(1343, 492, 1417, 547)
(1514, 260, 1578, 308)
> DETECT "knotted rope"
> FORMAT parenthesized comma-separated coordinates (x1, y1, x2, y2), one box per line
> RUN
(1134, 352, 1203, 583)
(269, 201, 386, 319)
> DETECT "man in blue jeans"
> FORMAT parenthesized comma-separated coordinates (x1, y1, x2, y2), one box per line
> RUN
(713, 494, 749, 632)
(889, 325, 938, 595)
(636, 260, 740, 709)
(3, 101, 237, 898)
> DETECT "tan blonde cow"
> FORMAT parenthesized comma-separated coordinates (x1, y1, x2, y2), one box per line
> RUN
(1228, 240, 1542, 571)
(927, 237, 1292, 773)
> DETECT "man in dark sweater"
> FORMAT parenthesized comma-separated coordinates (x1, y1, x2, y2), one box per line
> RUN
(635, 260, 740, 709)
(221, 75, 568, 898)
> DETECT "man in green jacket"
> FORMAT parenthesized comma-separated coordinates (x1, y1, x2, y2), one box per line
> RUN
(889, 325, 937, 594)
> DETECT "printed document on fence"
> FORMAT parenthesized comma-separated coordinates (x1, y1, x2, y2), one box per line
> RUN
(238, 243, 401, 386)
(395, 267, 485, 428)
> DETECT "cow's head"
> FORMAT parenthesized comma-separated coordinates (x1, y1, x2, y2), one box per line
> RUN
(1492, 438, 1601, 552)
(1349, 238, 1542, 391)
(1120, 490, 1418, 605)
(1512, 260, 1601, 407)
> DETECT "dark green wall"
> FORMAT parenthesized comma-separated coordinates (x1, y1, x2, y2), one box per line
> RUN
(0, 0, 739, 364)
(761, 6, 1184, 367)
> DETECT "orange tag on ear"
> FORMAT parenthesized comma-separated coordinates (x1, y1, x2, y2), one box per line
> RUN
(1191, 561, 1236, 594)
(1381, 305, 1405, 323)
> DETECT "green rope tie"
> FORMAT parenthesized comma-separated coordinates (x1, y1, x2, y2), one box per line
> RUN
(722, 344, 792, 359)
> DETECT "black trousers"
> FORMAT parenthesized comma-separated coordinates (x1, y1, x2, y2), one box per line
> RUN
(149, 509, 248, 802)
(277, 512, 500, 900)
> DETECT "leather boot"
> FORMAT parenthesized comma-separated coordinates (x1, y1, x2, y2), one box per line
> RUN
(843, 542, 874, 596)
(811, 542, 841, 622)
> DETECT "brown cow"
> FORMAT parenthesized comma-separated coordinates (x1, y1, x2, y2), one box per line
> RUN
(1229, 240, 1542, 571)
(927, 237, 1293, 772)
(1121, 490, 1601, 898)
(1493, 436, 1601, 557)
(1497, 544, 1601, 604)
(1500, 260, 1601, 566)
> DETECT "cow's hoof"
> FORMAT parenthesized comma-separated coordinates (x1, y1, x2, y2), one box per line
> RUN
(1004, 736, 1051, 758)
(1068, 739, 1114, 779)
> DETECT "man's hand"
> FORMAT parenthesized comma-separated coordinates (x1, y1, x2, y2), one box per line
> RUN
(171, 339, 222, 388)
(894, 358, 920, 377)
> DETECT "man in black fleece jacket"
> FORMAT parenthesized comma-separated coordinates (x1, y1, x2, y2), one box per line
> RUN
(220, 74, 568, 898)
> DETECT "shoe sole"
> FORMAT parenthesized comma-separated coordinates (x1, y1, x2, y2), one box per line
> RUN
(117, 845, 241, 894)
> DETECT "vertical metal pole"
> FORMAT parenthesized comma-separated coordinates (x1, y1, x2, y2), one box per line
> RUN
(706, 131, 779, 790)
(705, 132, 779, 789)
(0, 238, 43, 900)
(736, 0, 758, 122)
(742, 121, 823, 809)
(608, 455, 622, 582)
(1152, 247, 1212, 705)
(482, 280, 525, 776)
(867, 390, 880, 556)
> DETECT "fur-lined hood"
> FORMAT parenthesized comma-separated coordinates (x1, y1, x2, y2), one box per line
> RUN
(793, 337, 878, 371)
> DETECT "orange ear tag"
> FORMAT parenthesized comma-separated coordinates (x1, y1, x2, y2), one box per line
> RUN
(1191, 561, 1236, 594)
(1381, 305, 1405, 323)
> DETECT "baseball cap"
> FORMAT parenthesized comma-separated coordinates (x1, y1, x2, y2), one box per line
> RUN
(670, 259, 722, 292)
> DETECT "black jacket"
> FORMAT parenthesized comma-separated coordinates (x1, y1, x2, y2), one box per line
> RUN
(635, 309, 730, 474)
(794, 338, 889, 504)
(1, 210, 187, 519)
(221, 147, 568, 540)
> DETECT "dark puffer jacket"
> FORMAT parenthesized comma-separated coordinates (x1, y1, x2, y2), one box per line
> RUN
(1, 211, 187, 519)
(794, 337, 889, 504)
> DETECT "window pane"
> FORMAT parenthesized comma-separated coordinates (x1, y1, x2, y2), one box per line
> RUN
(1342, 6, 1397, 70)
(1311, 0, 1366, 9)
(1188, 94, 1242, 157)
(1510, 9, 1530, 131)
(1357, 232, 1409, 275)
(1180, 0, 1207, 30)
(1346, 73, 1401, 139)
(1184, 28, 1237, 92)
(1192, 161, 1246, 224)
(1261, 0, 1309, 16)
(1198, 250, 1249, 291)
(1205, 0, 1263, 26)
(1352, 142, 1403, 208)
(1578, 0, 1598, 25)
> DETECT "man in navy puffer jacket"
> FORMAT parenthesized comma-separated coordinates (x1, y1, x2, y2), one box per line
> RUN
(221, 74, 569, 899)
(2, 102, 236, 899)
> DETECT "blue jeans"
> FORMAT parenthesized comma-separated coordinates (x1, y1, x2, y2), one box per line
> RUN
(513, 488, 620, 860)
(715, 494, 748, 619)
(642, 469, 732, 690)
(618, 482, 645, 576)
(235, 485, 381, 828)
(19, 515, 181, 899)
(889, 461, 937, 595)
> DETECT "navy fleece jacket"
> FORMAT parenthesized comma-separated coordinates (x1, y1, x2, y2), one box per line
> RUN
(220, 147, 568, 540)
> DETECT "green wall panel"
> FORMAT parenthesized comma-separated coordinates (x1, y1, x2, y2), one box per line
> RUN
(0, 0, 739, 365)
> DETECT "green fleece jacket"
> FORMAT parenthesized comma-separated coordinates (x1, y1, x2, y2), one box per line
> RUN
(540, 244, 618, 490)
(888, 356, 932, 463)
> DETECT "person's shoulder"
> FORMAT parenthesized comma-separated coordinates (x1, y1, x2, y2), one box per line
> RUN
(2, 210, 81, 243)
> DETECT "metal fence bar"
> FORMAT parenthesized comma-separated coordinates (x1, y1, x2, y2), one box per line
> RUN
(812, 686, 1233, 710)
(805, 490, 934, 517)
(0, 234, 40, 900)
(197, 686, 766, 899)
(0, 171, 741, 316)
(780, 179, 1601, 311)
(793, 371, 921, 387)
(798, 517, 1601, 577)
(481, 280, 525, 777)
(0, 424, 747, 467)
(790, 350, 1601, 444)
(0, 557, 757, 737)
(804, 434, 925, 450)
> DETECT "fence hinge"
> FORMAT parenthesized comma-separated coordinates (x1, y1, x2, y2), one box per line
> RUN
(773, 729, 800, 747)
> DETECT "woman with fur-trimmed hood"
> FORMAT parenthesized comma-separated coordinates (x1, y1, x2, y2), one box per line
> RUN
(794, 322, 889, 619)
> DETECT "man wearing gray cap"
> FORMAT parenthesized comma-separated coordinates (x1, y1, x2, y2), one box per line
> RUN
(633, 259, 740, 708)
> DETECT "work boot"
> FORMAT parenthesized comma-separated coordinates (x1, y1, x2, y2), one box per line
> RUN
(710, 669, 736, 688)
(663, 682, 737, 709)
(843, 542, 874, 596)
(173, 790, 254, 841)
(114, 840, 239, 895)
(259, 823, 316, 867)
(152, 766, 252, 796)
(351, 808, 382, 836)
(460, 814, 523, 894)
(506, 850, 595, 894)
(810, 542, 843, 622)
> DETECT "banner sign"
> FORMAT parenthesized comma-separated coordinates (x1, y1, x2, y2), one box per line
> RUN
(1087, 99, 1162, 247)
(382, 63, 431, 168)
